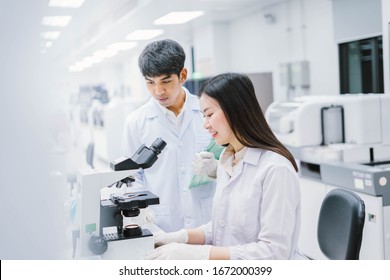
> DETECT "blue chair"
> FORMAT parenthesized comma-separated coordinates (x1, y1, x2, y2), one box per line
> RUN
(317, 188, 365, 260)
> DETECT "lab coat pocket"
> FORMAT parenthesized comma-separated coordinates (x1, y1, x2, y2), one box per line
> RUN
(230, 224, 258, 244)
(200, 196, 214, 223)
(150, 205, 173, 232)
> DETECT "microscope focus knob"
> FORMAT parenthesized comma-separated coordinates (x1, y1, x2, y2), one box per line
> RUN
(88, 235, 108, 255)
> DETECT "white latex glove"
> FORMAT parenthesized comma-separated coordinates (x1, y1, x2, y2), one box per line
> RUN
(145, 243, 212, 260)
(192, 151, 217, 178)
(154, 229, 188, 247)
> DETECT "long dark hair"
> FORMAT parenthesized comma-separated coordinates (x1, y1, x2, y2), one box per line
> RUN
(198, 72, 298, 172)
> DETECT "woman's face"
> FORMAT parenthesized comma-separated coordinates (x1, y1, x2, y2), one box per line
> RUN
(200, 94, 240, 149)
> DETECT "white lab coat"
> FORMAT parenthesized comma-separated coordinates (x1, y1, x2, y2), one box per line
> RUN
(200, 148, 303, 259)
(122, 88, 216, 232)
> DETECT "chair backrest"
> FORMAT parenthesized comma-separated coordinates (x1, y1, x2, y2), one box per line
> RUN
(317, 188, 365, 260)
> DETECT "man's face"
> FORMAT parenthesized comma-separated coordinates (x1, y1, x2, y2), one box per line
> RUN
(144, 68, 187, 109)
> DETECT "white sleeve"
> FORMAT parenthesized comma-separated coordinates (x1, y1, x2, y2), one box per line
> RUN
(229, 165, 300, 260)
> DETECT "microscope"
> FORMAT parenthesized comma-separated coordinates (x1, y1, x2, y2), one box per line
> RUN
(75, 138, 166, 259)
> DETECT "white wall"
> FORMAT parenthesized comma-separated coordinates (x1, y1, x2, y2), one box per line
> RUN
(193, 24, 216, 76)
(382, 0, 390, 93)
(227, 0, 338, 101)
(190, 0, 385, 100)
(66, 0, 387, 103)
(305, 0, 339, 97)
(333, 0, 382, 43)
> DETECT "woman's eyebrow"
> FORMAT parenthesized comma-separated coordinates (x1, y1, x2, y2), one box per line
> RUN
(202, 107, 211, 114)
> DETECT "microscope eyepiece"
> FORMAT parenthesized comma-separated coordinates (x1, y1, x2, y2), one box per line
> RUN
(150, 138, 167, 155)
(110, 137, 167, 171)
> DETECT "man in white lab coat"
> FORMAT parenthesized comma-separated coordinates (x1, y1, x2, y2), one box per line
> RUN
(122, 39, 216, 232)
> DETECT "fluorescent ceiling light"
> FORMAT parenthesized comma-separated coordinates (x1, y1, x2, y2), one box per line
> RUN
(83, 56, 103, 65)
(93, 49, 118, 59)
(69, 61, 86, 72)
(42, 16, 72, 27)
(154, 11, 204, 25)
(78, 61, 92, 69)
(45, 41, 53, 48)
(49, 0, 85, 8)
(125, 29, 164, 41)
(107, 42, 138, 51)
(69, 41, 137, 73)
(69, 65, 83, 72)
(40, 41, 53, 48)
(41, 31, 61, 40)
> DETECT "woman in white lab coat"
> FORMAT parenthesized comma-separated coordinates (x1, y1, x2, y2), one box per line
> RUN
(122, 39, 215, 233)
(145, 72, 304, 260)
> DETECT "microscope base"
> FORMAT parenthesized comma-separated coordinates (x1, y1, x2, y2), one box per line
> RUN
(101, 229, 154, 259)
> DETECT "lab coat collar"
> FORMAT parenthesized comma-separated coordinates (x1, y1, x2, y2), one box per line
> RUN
(145, 87, 200, 138)
(180, 88, 202, 137)
(184, 87, 202, 112)
(242, 147, 264, 166)
(223, 147, 263, 185)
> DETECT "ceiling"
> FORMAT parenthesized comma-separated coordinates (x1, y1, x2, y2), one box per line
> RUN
(41, 0, 284, 70)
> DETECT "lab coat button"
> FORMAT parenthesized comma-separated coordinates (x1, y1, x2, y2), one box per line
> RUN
(224, 187, 230, 193)
(218, 220, 226, 227)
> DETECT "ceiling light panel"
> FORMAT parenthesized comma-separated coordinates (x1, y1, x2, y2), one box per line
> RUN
(48, 0, 85, 8)
(125, 29, 164, 41)
(154, 11, 205, 25)
(93, 49, 118, 59)
(45, 41, 54, 48)
(107, 42, 138, 51)
(42, 16, 72, 27)
(41, 31, 61, 40)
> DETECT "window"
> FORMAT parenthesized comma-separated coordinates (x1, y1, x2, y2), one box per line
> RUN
(339, 36, 383, 94)
(183, 78, 210, 96)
